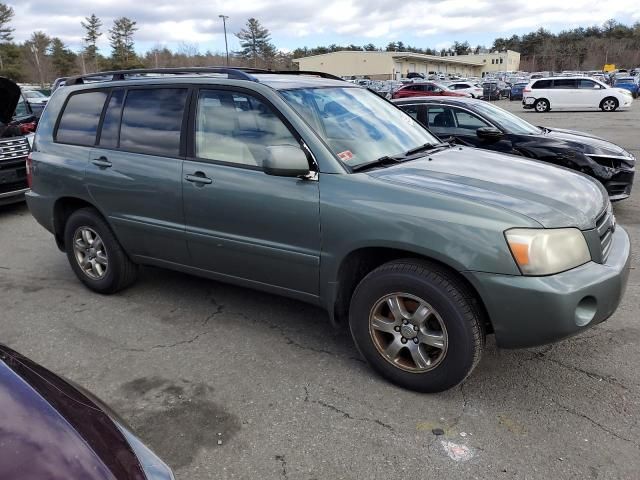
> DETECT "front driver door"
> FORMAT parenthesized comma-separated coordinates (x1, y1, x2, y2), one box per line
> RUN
(182, 88, 321, 297)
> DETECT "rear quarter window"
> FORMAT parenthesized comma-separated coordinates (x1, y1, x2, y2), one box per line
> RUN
(56, 91, 108, 146)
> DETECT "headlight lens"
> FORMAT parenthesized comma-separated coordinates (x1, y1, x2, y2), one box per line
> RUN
(505, 228, 591, 276)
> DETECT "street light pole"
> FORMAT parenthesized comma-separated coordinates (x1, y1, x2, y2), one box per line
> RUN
(219, 15, 230, 66)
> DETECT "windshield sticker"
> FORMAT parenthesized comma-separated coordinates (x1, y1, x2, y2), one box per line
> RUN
(338, 150, 354, 162)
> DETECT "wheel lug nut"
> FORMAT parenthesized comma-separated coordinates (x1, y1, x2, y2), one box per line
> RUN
(402, 320, 408, 325)
(401, 338, 407, 344)
(413, 325, 419, 331)
(413, 338, 419, 344)
(394, 326, 400, 332)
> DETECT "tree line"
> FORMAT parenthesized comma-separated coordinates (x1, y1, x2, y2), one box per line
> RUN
(492, 21, 640, 71)
(0, 6, 293, 85)
(0, 4, 638, 86)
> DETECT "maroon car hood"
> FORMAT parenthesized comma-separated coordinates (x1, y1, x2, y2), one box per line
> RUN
(0, 346, 146, 480)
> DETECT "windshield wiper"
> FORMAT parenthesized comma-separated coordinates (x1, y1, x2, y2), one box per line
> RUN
(351, 155, 404, 172)
(404, 142, 451, 156)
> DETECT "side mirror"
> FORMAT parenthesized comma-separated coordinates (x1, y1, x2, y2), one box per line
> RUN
(476, 126, 504, 141)
(263, 145, 310, 177)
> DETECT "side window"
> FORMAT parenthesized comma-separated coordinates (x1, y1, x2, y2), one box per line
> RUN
(119, 88, 187, 157)
(98, 89, 125, 148)
(532, 80, 552, 89)
(553, 79, 578, 89)
(14, 98, 28, 117)
(453, 109, 491, 131)
(56, 91, 108, 146)
(400, 104, 426, 126)
(195, 90, 299, 168)
(578, 79, 597, 89)
(427, 106, 455, 134)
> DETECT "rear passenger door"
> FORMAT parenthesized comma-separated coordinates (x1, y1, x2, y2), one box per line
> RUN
(550, 79, 577, 108)
(85, 87, 190, 264)
(182, 88, 321, 297)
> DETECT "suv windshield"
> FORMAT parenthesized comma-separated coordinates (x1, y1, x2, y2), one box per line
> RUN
(280, 87, 439, 169)
(473, 102, 541, 135)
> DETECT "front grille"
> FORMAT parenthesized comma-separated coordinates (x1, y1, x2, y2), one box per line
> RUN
(0, 179, 27, 195)
(595, 204, 615, 261)
(0, 136, 30, 163)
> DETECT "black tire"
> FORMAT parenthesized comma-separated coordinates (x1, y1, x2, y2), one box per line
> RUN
(600, 97, 618, 112)
(64, 207, 138, 294)
(349, 259, 485, 393)
(534, 98, 550, 112)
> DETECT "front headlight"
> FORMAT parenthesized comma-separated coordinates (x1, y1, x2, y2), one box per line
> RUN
(505, 228, 591, 276)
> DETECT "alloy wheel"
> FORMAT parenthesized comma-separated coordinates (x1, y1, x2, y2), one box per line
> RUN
(73, 227, 108, 280)
(602, 99, 617, 111)
(368, 293, 448, 373)
(535, 100, 548, 112)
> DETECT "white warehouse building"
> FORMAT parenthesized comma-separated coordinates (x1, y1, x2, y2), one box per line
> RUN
(293, 50, 521, 79)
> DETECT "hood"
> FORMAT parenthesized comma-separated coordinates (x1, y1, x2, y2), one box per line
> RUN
(544, 128, 633, 159)
(0, 77, 20, 124)
(368, 146, 606, 229)
(0, 345, 146, 480)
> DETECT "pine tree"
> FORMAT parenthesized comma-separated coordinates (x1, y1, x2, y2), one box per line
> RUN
(0, 3, 14, 72)
(235, 18, 276, 67)
(0, 3, 13, 42)
(50, 38, 76, 77)
(109, 17, 138, 68)
(81, 14, 102, 72)
(24, 31, 51, 87)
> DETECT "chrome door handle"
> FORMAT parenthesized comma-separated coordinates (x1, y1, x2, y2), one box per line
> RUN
(91, 157, 112, 168)
(185, 173, 212, 185)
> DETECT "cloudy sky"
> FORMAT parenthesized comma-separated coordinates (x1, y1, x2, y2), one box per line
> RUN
(8, 0, 639, 54)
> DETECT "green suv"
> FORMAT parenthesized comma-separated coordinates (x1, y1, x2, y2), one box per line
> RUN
(26, 68, 630, 392)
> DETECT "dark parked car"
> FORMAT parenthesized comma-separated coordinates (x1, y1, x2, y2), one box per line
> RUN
(509, 82, 528, 100)
(0, 344, 174, 480)
(392, 96, 635, 200)
(0, 77, 36, 206)
(27, 68, 630, 392)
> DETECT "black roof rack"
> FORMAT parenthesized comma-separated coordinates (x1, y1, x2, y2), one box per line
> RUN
(266, 70, 345, 81)
(65, 67, 346, 86)
(65, 67, 261, 86)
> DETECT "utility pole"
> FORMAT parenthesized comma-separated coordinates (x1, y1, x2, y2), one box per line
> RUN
(219, 15, 229, 66)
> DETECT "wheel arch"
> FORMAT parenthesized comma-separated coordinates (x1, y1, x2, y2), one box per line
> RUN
(53, 197, 103, 251)
(329, 246, 492, 334)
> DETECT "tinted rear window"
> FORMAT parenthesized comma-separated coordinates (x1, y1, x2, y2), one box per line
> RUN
(56, 91, 108, 145)
(119, 88, 188, 157)
(531, 80, 552, 89)
(553, 79, 578, 89)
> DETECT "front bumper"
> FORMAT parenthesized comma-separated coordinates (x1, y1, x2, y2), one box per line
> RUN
(463, 226, 631, 348)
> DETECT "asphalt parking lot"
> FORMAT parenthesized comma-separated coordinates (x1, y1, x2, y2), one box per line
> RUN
(1, 99, 638, 480)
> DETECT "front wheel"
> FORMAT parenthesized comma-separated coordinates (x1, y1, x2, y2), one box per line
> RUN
(349, 259, 485, 393)
(64, 207, 138, 294)
(600, 97, 618, 112)
(534, 98, 550, 112)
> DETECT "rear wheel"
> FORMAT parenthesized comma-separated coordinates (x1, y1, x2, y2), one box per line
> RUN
(600, 97, 618, 112)
(349, 259, 485, 393)
(64, 207, 138, 294)
(534, 98, 550, 112)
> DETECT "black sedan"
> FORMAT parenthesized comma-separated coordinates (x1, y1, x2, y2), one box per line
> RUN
(0, 344, 174, 480)
(393, 97, 635, 200)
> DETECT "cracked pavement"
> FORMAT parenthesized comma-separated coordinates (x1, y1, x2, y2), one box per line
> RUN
(0, 100, 638, 479)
